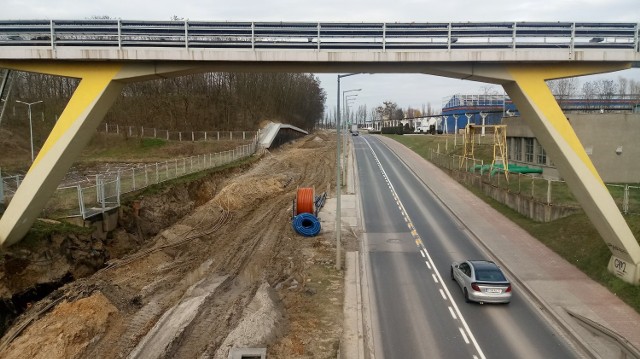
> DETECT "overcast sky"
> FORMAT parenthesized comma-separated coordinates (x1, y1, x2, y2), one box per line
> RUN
(2, 0, 639, 115)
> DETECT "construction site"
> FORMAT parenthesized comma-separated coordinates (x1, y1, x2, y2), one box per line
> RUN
(0, 129, 357, 358)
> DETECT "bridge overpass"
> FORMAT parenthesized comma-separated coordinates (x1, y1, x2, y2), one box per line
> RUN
(1, 20, 639, 283)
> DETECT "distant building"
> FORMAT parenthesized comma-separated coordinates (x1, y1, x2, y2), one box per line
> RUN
(503, 113, 640, 183)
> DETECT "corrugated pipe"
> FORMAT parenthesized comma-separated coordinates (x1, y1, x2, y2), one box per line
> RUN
(296, 187, 315, 215)
(292, 213, 321, 237)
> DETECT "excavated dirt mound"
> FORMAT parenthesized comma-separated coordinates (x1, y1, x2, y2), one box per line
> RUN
(0, 131, 353, 358)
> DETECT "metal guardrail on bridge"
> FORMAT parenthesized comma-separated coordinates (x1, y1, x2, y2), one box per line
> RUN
(0, 21, 638, 52)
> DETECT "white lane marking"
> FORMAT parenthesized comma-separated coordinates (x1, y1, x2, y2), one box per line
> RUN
(439, 289, 447, 300)
(425, 261, 432, 270)
(459, 328, 470, 344)
(420, 250, 426, 258)
(432, 273, 439, 284)
(448, 306, 458, 320)
(362, 137, 486, 359)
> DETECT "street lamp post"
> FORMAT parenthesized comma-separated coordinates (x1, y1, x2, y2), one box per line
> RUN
(16, 100, 43, 163)
(335, 74, 361, 271)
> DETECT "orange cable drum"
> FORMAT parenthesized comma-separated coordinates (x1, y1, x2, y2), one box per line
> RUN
(296, 187, 315, 215)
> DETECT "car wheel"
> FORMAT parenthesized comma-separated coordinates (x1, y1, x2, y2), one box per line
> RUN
(464, 288, 471, 303)
(450, 268, 455, 281)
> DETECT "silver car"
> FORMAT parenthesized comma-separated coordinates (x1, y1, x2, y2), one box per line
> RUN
(450, 260, 512, 304)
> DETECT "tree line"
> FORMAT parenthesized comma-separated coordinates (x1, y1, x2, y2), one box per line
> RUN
(2, 71, 326, 141)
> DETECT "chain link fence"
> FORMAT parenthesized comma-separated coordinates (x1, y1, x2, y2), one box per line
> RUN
(2, 139, 258, 219)
(430, 149, 640, 217)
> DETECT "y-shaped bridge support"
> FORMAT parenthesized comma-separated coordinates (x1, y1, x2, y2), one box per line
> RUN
(501, 64, 640, 284)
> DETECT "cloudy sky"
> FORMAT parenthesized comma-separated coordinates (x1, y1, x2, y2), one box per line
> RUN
(2, 0, 639, 115)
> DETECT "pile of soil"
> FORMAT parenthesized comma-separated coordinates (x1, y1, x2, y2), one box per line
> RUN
(0, 131, 353, 358)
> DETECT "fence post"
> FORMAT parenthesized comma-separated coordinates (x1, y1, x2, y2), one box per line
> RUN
(243, 131, 246, 140)
(116, 172, 121, 206)
(623, 184, 629, 214)
(116, 124, 119, 134)
(179, 132, 182, 141)
(145, 165, 149, 187)
(217, 131, 220, 141)
(155, 162, 159, 184)
(105, 123, 108, 133)
(531, 177, 535, 198)
(547, 178, 552, 204)
(166, 131, 169, 141)
(192, 132, 194, 141)
(175, 159, 178, 177)
(190, 156, 193, 173)
(77, 185, 84, 218)
(205, 131, 207, 141)
(132, 167, 136, 191)
(165, 161, 169, 180)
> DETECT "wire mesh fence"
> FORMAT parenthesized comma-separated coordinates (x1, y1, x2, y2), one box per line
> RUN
(101, 123, 257, 142)
(2, 139, 258, 219)
(430, 149, 640, 216)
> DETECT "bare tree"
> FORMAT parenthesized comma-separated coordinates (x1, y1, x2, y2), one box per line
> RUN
(547, 78, 579, 108)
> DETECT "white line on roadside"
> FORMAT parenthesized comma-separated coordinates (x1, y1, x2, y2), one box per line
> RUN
(432, 273, 439, 283)
(459, 327, 470, 344)
(448, 306, 457, 320)
(425, 261, 432, 270)
(439, 289, 447, 300)
(420, 250, 426, 258)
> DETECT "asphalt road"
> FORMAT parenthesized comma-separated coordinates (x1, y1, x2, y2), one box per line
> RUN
(354, 135, 578, 359)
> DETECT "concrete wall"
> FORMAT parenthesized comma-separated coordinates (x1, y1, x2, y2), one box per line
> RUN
(503, 113, 640, 183)
(457, 171, 580, 222)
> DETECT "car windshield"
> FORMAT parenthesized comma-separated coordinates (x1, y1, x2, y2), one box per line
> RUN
(475, 269, 506, 282)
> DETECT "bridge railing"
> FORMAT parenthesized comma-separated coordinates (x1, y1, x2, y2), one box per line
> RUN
(0, 21, 638, 52)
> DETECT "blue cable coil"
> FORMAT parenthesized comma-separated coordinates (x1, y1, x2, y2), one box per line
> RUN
(292, 213, 321, 237)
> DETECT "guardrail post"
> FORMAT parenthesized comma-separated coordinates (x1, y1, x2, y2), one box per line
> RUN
(570, 23, 576, 55)
(382, 23, 386, 51)
(184, 20, 189, 49)
(251, 22, 255, 50)
(50, 20, 55, 50)
(117, 19, 122, 49)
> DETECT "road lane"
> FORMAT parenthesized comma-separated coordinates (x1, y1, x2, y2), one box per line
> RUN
(355, 135, 577, 358)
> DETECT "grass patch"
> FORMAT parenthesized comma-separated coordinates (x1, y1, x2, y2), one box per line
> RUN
(390, 134, 640, 313)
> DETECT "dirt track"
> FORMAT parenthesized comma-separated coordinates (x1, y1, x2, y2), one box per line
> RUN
(0, 131, 352, 358)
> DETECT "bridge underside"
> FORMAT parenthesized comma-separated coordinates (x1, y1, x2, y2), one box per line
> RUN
(1, 60, 639, 284)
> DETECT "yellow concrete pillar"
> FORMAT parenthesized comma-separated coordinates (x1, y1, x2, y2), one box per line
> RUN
(503, 65, 640, 284)
(0, 63, 125, 247)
